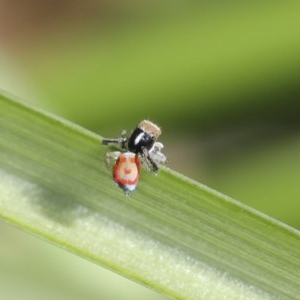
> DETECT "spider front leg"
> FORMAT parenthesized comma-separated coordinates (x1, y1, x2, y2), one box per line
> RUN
(102, 130, 127, 150)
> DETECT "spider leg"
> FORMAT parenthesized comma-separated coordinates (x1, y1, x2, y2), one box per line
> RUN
(105, 151, 121, 168)
(102, 130, 127, 149)
(142, 147, 159, 173)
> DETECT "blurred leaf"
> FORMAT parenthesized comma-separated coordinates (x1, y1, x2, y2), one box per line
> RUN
(19, 1, 300, 129)
(0, 91, 299, 299)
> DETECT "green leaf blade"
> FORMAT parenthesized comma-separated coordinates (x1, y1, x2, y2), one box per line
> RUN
(0, 91, 299, 299)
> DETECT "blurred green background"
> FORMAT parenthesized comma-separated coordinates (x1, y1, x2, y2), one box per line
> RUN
(1, 1, 300, 299)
